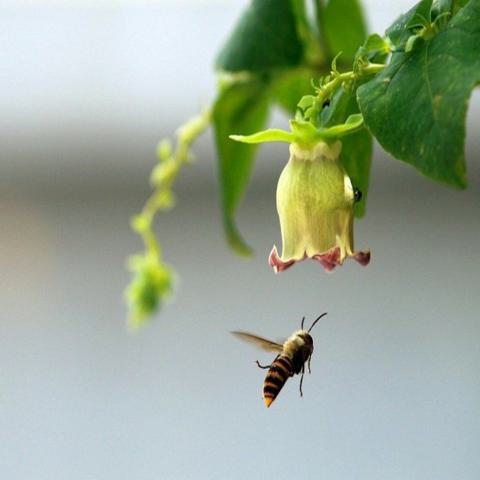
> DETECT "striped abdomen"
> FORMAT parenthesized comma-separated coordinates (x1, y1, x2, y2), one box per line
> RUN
(263, 355, 294, 408)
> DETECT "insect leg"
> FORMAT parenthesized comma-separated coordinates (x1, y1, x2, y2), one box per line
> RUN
(299, 365, 305, 397)
(307, 355, 312, 374)
(256, 354, 279, 369)
(255, 360, 271, 369)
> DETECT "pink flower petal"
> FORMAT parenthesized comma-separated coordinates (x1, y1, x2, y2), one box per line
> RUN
(268, 246, 297, 273)
(354, 251, 371, 266)
(312, 246, 341, 272)
(269, 245, 370, 273)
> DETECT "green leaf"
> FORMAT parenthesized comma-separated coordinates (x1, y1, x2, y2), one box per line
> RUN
(291, 114, 364, 144)
(272, 68, 318, 115)
(230, 129, 295, 144)
(341, 130, 372, 217)
(215, 0, 303, 73)
(232, 115, 363, 148)
(433, 0, 469, 17)
(358, 0, 480, 188)
(406, 0, 433, 29)
(323, 0, 368, 61)
(354, 34, 390, 70)
(321, 86, 372, 216)
(452, 0, 470, 13)
(387, 0, 459, 49)
(297, 95, 317, 111)
(316, 114, 364, 139)
(213, 78, 270, 256)
(289, 119, 319, 143)
(387, 0, 434, 47)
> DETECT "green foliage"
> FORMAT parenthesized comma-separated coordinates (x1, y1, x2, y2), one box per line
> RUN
(126, 110, 211, 325)
(213, 78, 271, 256)
(387, 0, 433, 47)
(128, 0, 479, 324)
(323, 0, 368, 60)
(231, 113, 365, 147)
(354, 34, 390, 70)
(321, 86, 372, 217)
(358, 0, 480, 187)
(126, 253, 174, 329)
(215, 0, 303, 73)
(406, 0, 434, 29)
(431, 0, 468, 16)
(452, 0, 470, 13)
(273, 68, 319, 115)
(213, 0, 372, 255)
(340, 131, 372, 217)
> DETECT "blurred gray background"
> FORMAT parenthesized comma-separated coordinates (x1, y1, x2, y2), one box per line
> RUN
(1, 1, 479, 479)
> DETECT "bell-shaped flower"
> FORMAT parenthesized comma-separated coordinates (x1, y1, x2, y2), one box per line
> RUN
(269, 141, 370, 273)
(230, 112, 371, 273)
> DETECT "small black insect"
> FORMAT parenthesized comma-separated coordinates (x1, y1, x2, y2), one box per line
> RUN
(354, 187, 362, 203)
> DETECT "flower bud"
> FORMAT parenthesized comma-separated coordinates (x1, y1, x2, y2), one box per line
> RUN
(126, 253, 174, 328)
(269, 141, 370, 273)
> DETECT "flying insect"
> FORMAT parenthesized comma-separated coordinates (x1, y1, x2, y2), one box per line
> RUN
(232, 313, 327, 407)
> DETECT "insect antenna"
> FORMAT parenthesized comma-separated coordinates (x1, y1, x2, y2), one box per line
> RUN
(301, 316, 305, 330)
(308, 312, 328, 333)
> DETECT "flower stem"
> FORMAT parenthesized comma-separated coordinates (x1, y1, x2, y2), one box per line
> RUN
(318, 63, 384, 100)
(308, 61, 385, 127)
(134, 108, 211, 259)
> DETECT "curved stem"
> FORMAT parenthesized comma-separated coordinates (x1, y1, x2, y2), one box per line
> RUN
(307, 61, 386, 127)
(134, 108, 211, 259)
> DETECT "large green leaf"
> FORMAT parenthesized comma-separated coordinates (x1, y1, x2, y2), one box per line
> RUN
(321, 86, 372, 217)
(213, 79, 270, 256)
(272, 68, 319, 116)
(436, 0, 470, 15)
(358, 0, 480, 188)
(341, 130, 372, 218)
(323, 0, 368, 61)
(386, 0, 433, 48)
(215, 0, 303, 73)
(353, 34, 390, 69)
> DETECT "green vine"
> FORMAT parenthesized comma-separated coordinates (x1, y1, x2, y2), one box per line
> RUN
(232, 53, 388, 147)
(126, 109, 211, 328)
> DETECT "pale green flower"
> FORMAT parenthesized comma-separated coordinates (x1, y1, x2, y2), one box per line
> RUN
(269, 141, 370, 273)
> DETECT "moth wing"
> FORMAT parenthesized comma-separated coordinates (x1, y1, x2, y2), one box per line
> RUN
(231, 331, 284, 353)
